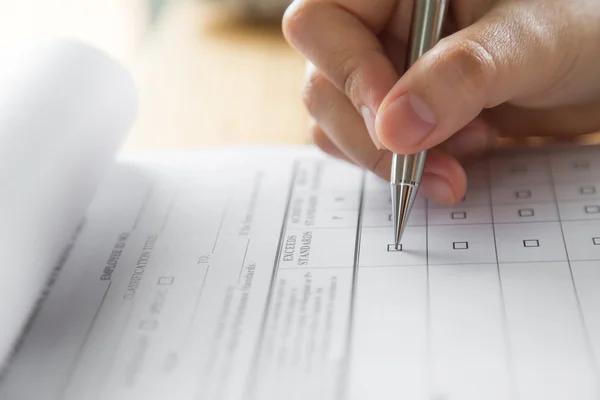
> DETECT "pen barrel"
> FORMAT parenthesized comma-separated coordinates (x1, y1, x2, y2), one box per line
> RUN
(391, 151, 427, 185)
(405, 0, 449, 69)
(391, 0, 448, 186)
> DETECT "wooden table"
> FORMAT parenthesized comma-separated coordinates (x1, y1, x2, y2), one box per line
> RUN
(123, 1, 309, 149)
(0, 0, 309, 150)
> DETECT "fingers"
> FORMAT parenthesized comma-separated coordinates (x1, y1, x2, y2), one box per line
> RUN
(442, 117, 498, 158)
(304, 65, 467, 205)
(309, 120, 353, 163)
(313, 121, 467, 206)
(418, 150, 467, 206)
(483, 101, 600, 139)
(283, 0, 400, 133)
(303, 64, 391, 175)
(376, 0, 582, 154)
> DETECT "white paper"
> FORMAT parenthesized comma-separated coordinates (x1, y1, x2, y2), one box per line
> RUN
(0, 39, 137, 369)
(1, 145, 599, 400)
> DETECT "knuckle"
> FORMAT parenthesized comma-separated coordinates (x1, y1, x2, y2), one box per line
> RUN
(339, 56, 362, 106)
(437, 37, 496, 96)
(302, 68, 332, 115)
(282, 0, 365, 109)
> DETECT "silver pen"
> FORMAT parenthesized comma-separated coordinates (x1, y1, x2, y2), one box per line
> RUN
(391, 0, 448, 246)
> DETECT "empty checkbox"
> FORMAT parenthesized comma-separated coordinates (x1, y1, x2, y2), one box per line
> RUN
(585, 205, 600, 214)
(387, 244, 402, 252)
(451, 211, 467, 220)
(158, 276, 175, 285)
(453, 242, 468, 250)
(580, 186, 597, 195)
(593, 237, 600, 245)
(515, 190, 532, 199)
(523, 239, 540, 248)
(518, 208, 535, 217)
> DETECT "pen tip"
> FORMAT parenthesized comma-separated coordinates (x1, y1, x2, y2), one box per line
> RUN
(391, 183, 418, 246)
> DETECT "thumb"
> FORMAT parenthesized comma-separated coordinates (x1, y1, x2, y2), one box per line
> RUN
(375, 3, 573, 153)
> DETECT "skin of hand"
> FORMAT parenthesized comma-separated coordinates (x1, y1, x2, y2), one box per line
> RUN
(282, 0, 600, 205)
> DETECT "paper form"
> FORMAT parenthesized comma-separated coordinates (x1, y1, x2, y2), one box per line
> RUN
(1, 145, 600, 400)
(0, 39, 137, 369)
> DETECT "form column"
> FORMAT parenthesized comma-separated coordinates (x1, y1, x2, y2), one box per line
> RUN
(550, 148, 600, 387)
(426, 160, 510, 400)
(492, 151, 598, 399)
(252, 158, 363, 400)
(349, 172, 429, 400)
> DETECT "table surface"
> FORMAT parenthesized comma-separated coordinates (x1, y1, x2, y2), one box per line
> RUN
(122, 1, 309, 150)
(0, 0, 308, 150)
(1, 0, 598, 151)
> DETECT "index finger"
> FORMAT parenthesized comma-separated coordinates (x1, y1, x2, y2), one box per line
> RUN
(282, 0, 406, 118)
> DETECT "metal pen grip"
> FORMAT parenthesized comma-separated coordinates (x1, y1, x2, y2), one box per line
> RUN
(405, 0, 449, 69)
(391, 151, 427, 185)
(390, 0, 449, 244)
(391, 0, 448, 185)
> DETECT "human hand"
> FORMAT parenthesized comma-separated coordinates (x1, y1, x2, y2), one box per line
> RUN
(283, 0, 600, 205)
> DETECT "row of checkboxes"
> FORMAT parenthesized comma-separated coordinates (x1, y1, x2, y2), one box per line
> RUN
(385, 186, 597, 206)
(513, 186, 597, 199)
(507, 161, 591, 175)
(390, 209, 537, 222)
(448, 208, 533, 220)
(428, 204, 600, 222)
(450, 210, 537, 219)
(387, 237, 600, 252)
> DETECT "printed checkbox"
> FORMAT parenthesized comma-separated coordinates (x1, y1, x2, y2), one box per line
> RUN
(387, 244, 402, 252)
(523, 239, 540, 248)
(515, 190, 532, 199)
(451, 211, 467, 220)
(584, 205, 600, 214)
(518, 208, 535, 217)
(580, 186, 597, 195)
(139, 320, 158, 331)
(593, 237, 600, 245)
(158, 276, 175, 286)
(452, 241, 468, 250)
(573, 161, 590, 170)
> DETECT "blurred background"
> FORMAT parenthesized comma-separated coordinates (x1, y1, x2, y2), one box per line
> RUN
(0, 0, 308, 149)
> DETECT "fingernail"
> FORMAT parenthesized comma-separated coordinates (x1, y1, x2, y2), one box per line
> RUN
(379, 93, 436, 149)
(361, 106, 383, 149)
(421, 173, 455, 205)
